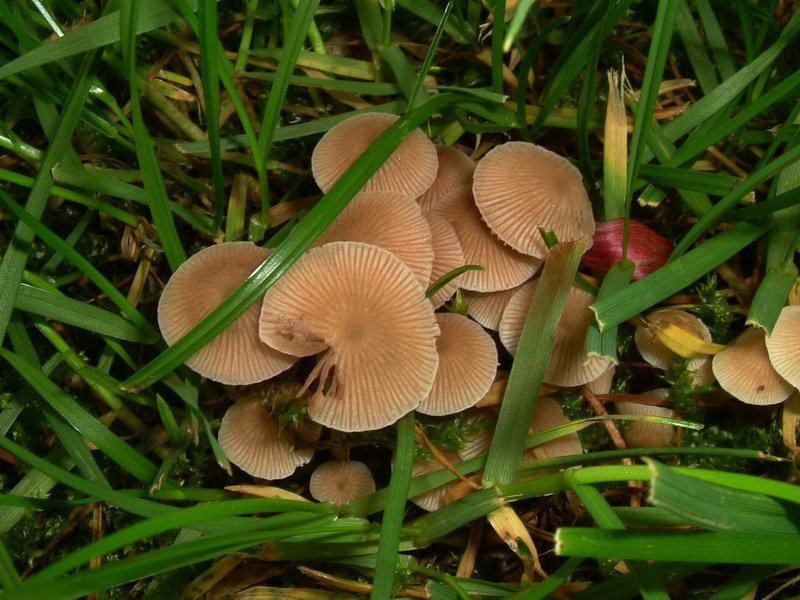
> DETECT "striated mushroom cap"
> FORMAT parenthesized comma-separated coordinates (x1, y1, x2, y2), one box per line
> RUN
(472, 141, 595, 258)
(312, 190, 435, 288)
(311, 112, 438, 197)
(523, 397, 583, 461)
(417, 313, 498, 416)
(218, 397, 313, 480)
(616, 389, 675, 448)
(309, 460, 376, 506)
(259, 242, 439, 432)
(418, 145, 476, 214)
(715, 326, 793, 405)
(431, 185, 542, 292)
(157, 242, 296, 385)
(634, 308, 712, 372)
(409, 450, 462, 512)
(766, 305, 800, 390)
(499, 281, 613, 387)
(426, 212, 466, 308)
(463, 285, 522, 331)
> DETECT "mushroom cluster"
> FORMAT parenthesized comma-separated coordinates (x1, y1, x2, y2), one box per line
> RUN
(155, 113, 610, 484)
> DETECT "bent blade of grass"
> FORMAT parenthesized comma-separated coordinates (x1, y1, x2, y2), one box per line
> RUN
(371, 413, 415, 600)
(646, 458, 800, 535)
(0, 48, 100, 346)
(483, 241, 586, 487)
(121, 93, 470, 391)
(584, 261, 634, 362)
(555, 529, 800, 564)
(747, 265, 798, 333)
(395, 0, 472, 45)
(565, 470, 670, 600)
(592, 221, 769, 331)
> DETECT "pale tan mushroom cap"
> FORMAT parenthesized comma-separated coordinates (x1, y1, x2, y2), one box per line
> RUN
(157, 242, 296, 385)
(418, 145, 476, 214)
(634, 309, 712, 371)
(313, 190, 435, 288)
(309, 460, 376, 506)
(585, 365, 615, 396)
(522, 397, 583, 461)
(714, 327, 793, 405)
(616, 390, 675, 448)
(417, 313, 498, 416)
(431, 186, 542, 292)
(499, 281, 613, 387)
(311, 112, 438, 197)
(218, 397, 313, 480)
(410, 450, 462, 512)
(426, 213, 465, 308)
(259, 242, 439, 432)
(766, 305, 800, 389)
(472, 142, 595, 258)
(463, 286, 521, 331)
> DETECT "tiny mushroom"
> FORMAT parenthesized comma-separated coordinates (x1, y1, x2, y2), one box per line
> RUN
(157, 242, 296, 385)
(499, 281, 613, 387)
(472, 141, 595, 259)
(766, 305, 800, 389)
(409, 450, 463, 512)
(634, 308, 713, 372)
(417, 144, 476, 214)
(311, 112, 438, 198)
(425, 212, 465, 308)
(713, 326, 793, 405)
(309, 460, 376, 506)
(417, 313, 498, 416)
(615, 390, 675, 448)
(259, 242, 439, 432)
(431, 185, 542, 292)
(522, 397, 583, 461)
(312, 190, 435, 289)
(462, 285, 522, 331)
(218, 397, 314, 480)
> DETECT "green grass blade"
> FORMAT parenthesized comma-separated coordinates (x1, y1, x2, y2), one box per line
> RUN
(121, 1, 186, 272)
(565, 470, 670, 600)
(646, 458, 800, 534)
(0, 48, 99, 346)
(395, 0, 472, 45)
(592, 221, 768, 331)
(555, 529, 800, 564)
(584, 261, 634, 362)
(626, 0, 679, 202)
(121, 93, 468, 391)
(483, 241, 586, 487)
(371, 413, 415, 600)
(197, 0, 224, 229)
(695, 0, 736, 80)
(675, 0, 719, 93)
(15, 285, 150, 343)
(408, 1, 454, 109)
(746, 265, 798, 333)
(707, 565, 784, 600)
(504, 557, 583, 600)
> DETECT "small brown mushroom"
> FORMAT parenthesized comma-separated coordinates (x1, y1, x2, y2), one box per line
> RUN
(472, 141, 595, 258)
(522, 397, 583, 461)
(426, 212, 465, 308)
(417, 313, 498, 416)
(634, 309, 713, 371)
(218, 397, 313, 480)
(463, 285, 522, 331)
(499, 281, 613, 387)
(713, 326, 793, 405)
(311, 112, 438, 198)
(309, 460, 376, 506)
(259, 242, 439, 432)
(418, 145, 476, 214)
(157, 242, 296, 385)
(766, 305, 800, 389)
(615, 390, 675, 448)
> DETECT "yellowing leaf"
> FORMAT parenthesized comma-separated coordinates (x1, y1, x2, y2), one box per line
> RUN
(650, 320, 727, 358)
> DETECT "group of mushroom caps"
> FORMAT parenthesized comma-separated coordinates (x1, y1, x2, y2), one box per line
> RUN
(158, 112, 800, 508)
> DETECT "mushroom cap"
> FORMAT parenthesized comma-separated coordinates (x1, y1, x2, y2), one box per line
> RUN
(426, 212, 465, 308)
(157, 242, 296, 385)
(715, 326, 793, 405)
(309, 460, 376, 506)
(431, 185, 542, 292)
(259, 242, 439, 432)
(499, 281, 613, 387)
(418, 145, 476, 214)
(634, 309, 712, 371)
(463, 285, 522, 331)
(417, 313, 498, 416)
(616, 389, 675, 448)
(410, 449, 462, 512)
(766, 305, 800, 389)
(218, 397, 313, 480)
(312, 190, 435, 288)
(311, 112, 438, 197)
(472, 142, 595, 258)
(585, 365, 616, 396)
(522, 397, 583, 461)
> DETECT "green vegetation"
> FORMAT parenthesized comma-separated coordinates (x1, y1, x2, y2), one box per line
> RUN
(1, 1, 799, 598)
